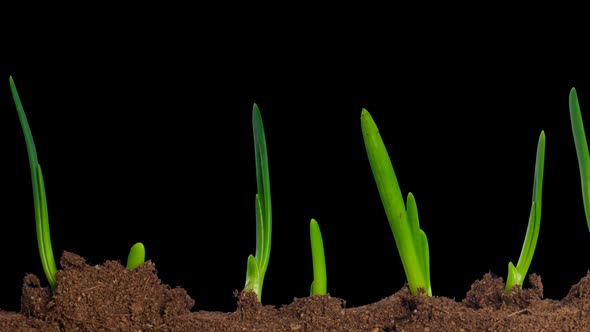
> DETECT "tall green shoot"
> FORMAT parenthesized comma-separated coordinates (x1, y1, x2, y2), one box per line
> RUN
(505, 131, 545, 293)
(361, 109, 431, 296)
(569, 88, 590, 233)
(9, 76, 58, 289)
(244, 104, 272, 301)
(310, 218, 327, 295)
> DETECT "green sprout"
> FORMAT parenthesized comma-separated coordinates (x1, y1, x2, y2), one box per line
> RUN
(9, 76, 58, 289)
(361, 109, 431, 296)
(310, 218, 327, 295)
(244, 104, 272, 301)
(569, 88, 590, 233)
(126, 242, 146, 270)
(505, 131, 545, 293)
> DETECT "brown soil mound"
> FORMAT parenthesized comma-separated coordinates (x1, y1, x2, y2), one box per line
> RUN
(2, 251, 590, 331)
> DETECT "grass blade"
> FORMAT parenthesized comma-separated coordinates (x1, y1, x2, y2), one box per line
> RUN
(310, 218, 327, 295)
(407, 193, 431, 295)
(506, 131, 545, 292)
(10, 76, 57, 289)
(253, 104, 271, 274)
(244, 104, 272, 301)
(569, 88, 590, 232)
(361, 108, 430, 295)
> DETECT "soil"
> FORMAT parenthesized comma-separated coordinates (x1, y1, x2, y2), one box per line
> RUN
(1, 252, 590, 331)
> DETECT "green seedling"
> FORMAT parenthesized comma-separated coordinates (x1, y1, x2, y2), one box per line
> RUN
(361, 109, 431, 296)
(126, 242, 146, 270)
(505, 131, 545, 293)
(569, 88, 590, 232)
(310, 218, 327, 295)
(9, 76, 58, 289)
(244, 104, 272, 301)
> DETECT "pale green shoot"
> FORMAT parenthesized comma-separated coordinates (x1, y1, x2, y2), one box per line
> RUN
(244, 104, 272, 301)
(505, 131, 545, 293)
(310, 218, 327, 295)
(361, 109, 431, 296)
(569, 88, 590, 233)
(9, 76, 58, 289)
(126, 242, 146, 270)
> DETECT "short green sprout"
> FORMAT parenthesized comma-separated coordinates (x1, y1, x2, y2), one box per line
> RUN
(569, 88, 590, 232)
(126, 242, 146, 270)
(505, 131, 545, 293)
(361, 109, 431, 296)
(310, 218, 327, 295)
(244, 104, 272, 301)
(9, 76, 58, 289)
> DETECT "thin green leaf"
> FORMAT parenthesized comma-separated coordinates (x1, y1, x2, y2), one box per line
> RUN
(406, 193, 420, 242)
(361, 109, 411, 269)
(255, 194, 264, 268)
(517, 131, 545, 273)
(36, 165, 56, 288)
(361, 108, 430, 295)
(10, 76, 57, 289)
(310, 218, 327, 295)
(417, 229, 431, 295)
(506, 130, 545, 292)
(506, 203, 535, 291)
(516, 201, 538, 276)
(253, 104, 271, 272)
(126, 242, 146, 270)
(245, 104, 272, 302)
(406, 193, 431, 295)
(569, 88, 590, 232)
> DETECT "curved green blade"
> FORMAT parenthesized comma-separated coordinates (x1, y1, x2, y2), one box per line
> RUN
(361, 108, 430, 295)
(244, 104, 272, 302)
(252, 104, 271, 272)
(506, 130, 545, 292)
(10, 76, 57, 289)
(407, 193, 431, 295)
(569, 88, 590, 232)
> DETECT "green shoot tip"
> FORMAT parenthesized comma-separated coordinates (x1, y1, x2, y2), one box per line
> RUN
(126, 242, 146, 270)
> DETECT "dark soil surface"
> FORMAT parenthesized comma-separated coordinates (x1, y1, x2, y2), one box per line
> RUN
(2, 251, 590, 331)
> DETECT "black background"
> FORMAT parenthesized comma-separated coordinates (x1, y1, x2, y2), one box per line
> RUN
(2, 18, 590, 313)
